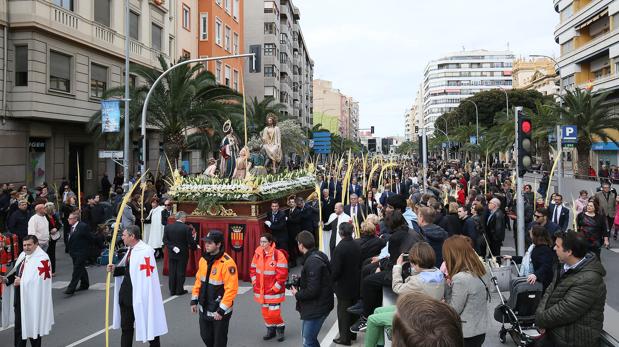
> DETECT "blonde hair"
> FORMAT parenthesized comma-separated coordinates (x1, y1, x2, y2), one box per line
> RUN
(448, 202, 459, 214)
(44, 202, 55, 214)
(360, 221, 376, 237)
(366, 214, 379, 225)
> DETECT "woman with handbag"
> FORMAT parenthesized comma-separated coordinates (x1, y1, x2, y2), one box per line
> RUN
(45, 202, 61, 275)
(443, 235, 488, 347)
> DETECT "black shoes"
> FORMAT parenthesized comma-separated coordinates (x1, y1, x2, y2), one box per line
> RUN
(276, 326, 285, 342)
(263, 327, 276, 341)
(177, 290, 188, 295)
(333, 337, 352, 345)
(347, 300, 364, 315)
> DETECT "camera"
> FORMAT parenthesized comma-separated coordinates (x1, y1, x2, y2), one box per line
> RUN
(402, 253, 409, 262)
(285, 274, 301, 290)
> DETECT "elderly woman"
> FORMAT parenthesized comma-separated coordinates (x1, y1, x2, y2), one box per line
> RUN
(355, 220, 386, 264)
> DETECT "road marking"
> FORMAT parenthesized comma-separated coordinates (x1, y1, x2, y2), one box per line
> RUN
(604, 304, 619, 340)
(502, 246, 516, 252)
(65, 294, 180, 346)
(89, 283, 111, 290)
(183, 285, 252, 295)
(609, 248, 619, 254)
(320, 318, 341, 347)
(52, 281, 70, 289)
(0, 324, 14, 332)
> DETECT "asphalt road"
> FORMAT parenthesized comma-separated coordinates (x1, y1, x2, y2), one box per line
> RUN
(1, 229, 618, 347)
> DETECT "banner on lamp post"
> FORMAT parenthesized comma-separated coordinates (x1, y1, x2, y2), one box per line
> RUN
(101, 100, 121, 133)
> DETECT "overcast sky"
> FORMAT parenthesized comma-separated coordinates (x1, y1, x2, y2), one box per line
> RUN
(294, 0, 561, 138)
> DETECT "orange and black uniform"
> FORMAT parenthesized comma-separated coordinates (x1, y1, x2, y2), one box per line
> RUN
(191, 250, 238, 347)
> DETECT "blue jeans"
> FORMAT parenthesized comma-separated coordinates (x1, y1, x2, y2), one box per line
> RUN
(301, 315, 328, 347)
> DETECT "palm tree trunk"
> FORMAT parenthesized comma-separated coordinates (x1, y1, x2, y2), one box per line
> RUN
(576, 143, 591, 177)
(538, 139, 551, 171)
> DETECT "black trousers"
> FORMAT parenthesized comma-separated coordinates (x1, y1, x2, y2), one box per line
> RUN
(169, 254, 188, 295)
(361, 271, 389, 317)
(48, 239, 57, 273)
(120, 303, 160, 347)
(336, 297, 357, 342)
(463, 333, 485, 347)
(67, 255, 89, 292)
(14, 295, 42, 347)
(199, 314, 231, 347)
(489, 239, 502, 258)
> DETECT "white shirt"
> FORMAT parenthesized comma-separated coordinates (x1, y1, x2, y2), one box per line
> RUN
(553, 205, 563, 224)
(28, 214, 50, 243)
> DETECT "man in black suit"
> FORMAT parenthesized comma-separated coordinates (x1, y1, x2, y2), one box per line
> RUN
(344, 193, 366, 227)
(265, 201, 288, 251)
(287, 196, 312, 267)
(162, 211, 195, 295)
(548, 194, 570, 232)
(65, 211, 93, 295)
(484, 198, 505, 257)
(348, 177, 362, 198)
(394, 177, 407, 198)
(161, 199, 172, 226)
(330, 223, 361, 345)
(321, 189, 335, 223)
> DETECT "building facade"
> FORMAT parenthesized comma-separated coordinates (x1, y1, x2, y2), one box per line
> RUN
(421, 50, 514, 134)
(244, 0, 314, 128)
(0, 0, 172, 192)
(404, 87, 423, 141)
(512, 57, 560, 96)
(554, 0, 619, 168)
(198, 0, 243, 91)
(173, 0, 198, 60)
(313, 79, 359, 140)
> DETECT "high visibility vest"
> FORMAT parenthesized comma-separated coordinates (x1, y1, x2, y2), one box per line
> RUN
(191, 252, 239, 318)
(250, 244, 288, 304)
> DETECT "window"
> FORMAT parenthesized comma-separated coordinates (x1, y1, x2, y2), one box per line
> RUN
(233, 0, 240, 20)
(561, 39, 573, 54)
(264, 43, 275, 56)
(182, 4, 190, 30)
(224, 26, 231, 51)
(216, 61, 222, 83)
(264, 22, 277, 35)
(233, 70, 239, 91)
(200, 13, 208, 40)
(152, 23, 162, 51)
(94, 0, 111, 27)
(216, 0, 222, 6)
(90, 63, 107, 98)
(264, 65, 278, 77)
(53, 0, 73, 11)
(561, 4, 573, 22)
(15, 46, 28, 87)
(50, 51, 71, 92)
(224, 65, 231, 86)
(129, 11, 139, 40)
(233, 32, 239, 54)
(225, 0, 231, 13)
(215, 18, 222, 46)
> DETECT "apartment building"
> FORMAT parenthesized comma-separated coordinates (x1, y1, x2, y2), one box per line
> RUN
(512, 57, 560, 96)
(422, 50, 514, 134)
(0, 0, 172, 192)
(244, 0, 314, 128)
(173, 0, 198, 60)
(198, 0, 243, 91)
(313, 79, 359, 140)
(554, 0, 619, 167)
(404, 88, 423, 141)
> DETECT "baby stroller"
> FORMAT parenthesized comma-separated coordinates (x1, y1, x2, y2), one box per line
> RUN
(489, 264, 544, 346)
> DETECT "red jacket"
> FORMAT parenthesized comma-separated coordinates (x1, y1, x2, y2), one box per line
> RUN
(250, 243, 288, 304)
(457, 189, 466, 206)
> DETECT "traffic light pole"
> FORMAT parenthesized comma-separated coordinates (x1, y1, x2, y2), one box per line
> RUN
(515, 106, 525, 257)
(556, 124, 563, 194)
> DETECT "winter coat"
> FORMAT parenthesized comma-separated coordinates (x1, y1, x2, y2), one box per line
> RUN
(535, 253, 606, 347)
(421, 224, 448, 268)
(594, 190, 617, 218)
(295, 249, 334, 320)
(330, 238, 361, 300)
(355, 234, 386, 264)
(250, 243, 288, 304)
(391, 265, 444, 300)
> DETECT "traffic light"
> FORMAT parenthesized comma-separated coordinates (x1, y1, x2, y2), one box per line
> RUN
(517, 108, 533, 177)
(137, 135, 145, 166)
(414, 126, 419, 134)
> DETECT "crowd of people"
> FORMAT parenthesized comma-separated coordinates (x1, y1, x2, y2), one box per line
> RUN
(0, 156, 616, 346)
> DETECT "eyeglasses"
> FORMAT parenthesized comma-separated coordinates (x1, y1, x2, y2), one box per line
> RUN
(534, 214, 543, 218)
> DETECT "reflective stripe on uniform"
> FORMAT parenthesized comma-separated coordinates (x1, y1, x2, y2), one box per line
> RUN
(273, 282, 282, 290)
(276, 263, 287, 268)
(263, 270, 276, 275)
(191, 295, 198, 300)
(250, 276, 256, 282)
(255, 269, 262, 274)
(250, 263, 257, 268)
(263, 293, 284, 300)
(268, 305, 280, 310)
(209, 279, 223, 285)
(219, 303, 229, 311)
(200, 276, 206, 282)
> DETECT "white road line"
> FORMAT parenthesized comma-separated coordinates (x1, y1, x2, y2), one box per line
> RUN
(64, 294, 180, 347)
(320, 318, 340, 347)
(52, 281, 70, 289)
(0, 324, 14, 332)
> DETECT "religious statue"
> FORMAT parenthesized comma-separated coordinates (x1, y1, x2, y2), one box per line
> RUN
(249, 143, 268, 176)
(219, 120, 239, 179)
(233, 147, 252, 180)
(261, 113, 282, 174)
(202, 158, 218, 177)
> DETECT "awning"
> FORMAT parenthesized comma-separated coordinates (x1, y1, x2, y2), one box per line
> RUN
(575, 9, 609, 30)
(592, 142, 619, 151)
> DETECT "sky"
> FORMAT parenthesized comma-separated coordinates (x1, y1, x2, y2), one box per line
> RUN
(294, 0, 561, 138)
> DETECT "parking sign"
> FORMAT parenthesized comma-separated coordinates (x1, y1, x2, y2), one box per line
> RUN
(561, 125, 577, 141)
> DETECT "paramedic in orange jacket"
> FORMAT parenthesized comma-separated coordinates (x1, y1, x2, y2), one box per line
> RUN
(250, 233, 289, 342)
(191, 230, 238, 347)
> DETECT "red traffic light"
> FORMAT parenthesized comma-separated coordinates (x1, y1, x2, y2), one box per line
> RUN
(521, 120, 532, 134)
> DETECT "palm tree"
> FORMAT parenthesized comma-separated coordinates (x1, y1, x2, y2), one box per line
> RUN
(529, 99, 561, 170)
(88, 56, 239, 165)
(245, 96, 287, 138)
(555, 88, 619, 176)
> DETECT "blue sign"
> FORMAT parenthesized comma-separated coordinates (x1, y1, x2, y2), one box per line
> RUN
(561, 125, 577, 142)
(469, 136, 477, 145)
(101, 100, 120, 133)
(312, 131, 331, 154)
(592, 142, 619, 151)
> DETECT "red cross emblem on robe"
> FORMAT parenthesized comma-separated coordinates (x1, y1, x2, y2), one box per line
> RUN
(38, 260, 51, 280)
(140, 257, 155, 277)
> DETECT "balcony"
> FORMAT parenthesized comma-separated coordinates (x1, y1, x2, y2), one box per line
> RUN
(574, 10, 609, 49)
(9, 0, 167, 68)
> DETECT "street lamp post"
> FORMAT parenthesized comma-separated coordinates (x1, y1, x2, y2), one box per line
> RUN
(123, 0, 130, 190)
(531, 54, 563, 195)
(139, 53, 255, 174)
(463, 99, 479, 143)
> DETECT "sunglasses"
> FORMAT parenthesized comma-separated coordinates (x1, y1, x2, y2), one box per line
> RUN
(535, 214, 543, 218)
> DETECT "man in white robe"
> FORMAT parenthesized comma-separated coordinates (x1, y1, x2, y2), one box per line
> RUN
(322, 202, 351, 259)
